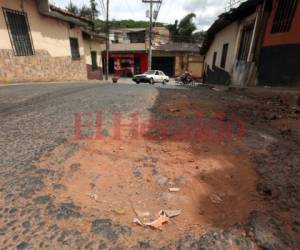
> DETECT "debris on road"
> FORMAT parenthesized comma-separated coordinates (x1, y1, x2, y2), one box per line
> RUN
(210, 194, 223, 204)
(163, 209, 181, 218)
(169, 187, 180, 192)
(86, 192, 99, 202)
(113, 208, 126, 215)
(133, 210, 181, 230)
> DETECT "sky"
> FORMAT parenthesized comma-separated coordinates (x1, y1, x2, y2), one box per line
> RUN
(50, 0, 228, 31)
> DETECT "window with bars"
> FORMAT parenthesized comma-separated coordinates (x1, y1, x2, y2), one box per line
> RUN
(220, 43, 229, 68)
(271, 0, 298, 33)
(69, 38, 80, 60)
(238, 22, 254, 61)
(3, 8, 34, 56)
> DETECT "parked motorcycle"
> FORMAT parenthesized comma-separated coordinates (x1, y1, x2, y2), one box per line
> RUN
(175, 73, 195, 86)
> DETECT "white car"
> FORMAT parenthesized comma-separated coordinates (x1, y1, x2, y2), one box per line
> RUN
(133, 70, 170, 84)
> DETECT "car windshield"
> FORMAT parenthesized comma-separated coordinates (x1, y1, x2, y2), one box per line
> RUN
(144, 70, 156, 75)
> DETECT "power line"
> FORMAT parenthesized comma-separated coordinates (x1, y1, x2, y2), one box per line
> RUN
(105, 0, 109, 80)
(99, 0, 106, 18)
(142, 0, 162, 70)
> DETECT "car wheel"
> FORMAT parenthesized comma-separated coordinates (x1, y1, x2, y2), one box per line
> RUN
(149, 78, 154, 85)
(136, 81, 140, 84)
(163, 79, 167, 85)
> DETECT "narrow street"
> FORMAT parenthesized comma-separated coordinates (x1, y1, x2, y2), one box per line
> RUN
(0, 82, 299, 249)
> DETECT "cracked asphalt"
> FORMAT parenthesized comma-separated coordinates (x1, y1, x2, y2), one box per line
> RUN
(0, 81, 299, 249)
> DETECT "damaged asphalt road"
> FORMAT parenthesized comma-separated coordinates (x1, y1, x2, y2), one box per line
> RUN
(0, 82, 299, 249)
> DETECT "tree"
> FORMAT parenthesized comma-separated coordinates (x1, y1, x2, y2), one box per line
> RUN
(167, 20, 179, 41)
(168, 13, 197, 43)
(66, 1, 79, 15)
(192, 31, 206, 43)
(66, 1, 98, 21)
(79, 5, 93, 19)
(90, 0, 99, 21)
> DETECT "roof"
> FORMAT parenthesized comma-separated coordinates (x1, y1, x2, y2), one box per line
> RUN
(82, 29, 106, 41)
(154, 42, 200, 53)
(100, 43, 147, 52)
(37, 0, 93, 26)
(200, 0, 262, 55)
(110, 28, 146, 34)
(49, 5, 93, 24)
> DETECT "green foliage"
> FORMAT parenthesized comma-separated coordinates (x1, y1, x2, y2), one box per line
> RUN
(192, 31, 206, 43)
(66, 0, 99, 21)
(90, 0, 99, 21)
(66, 1, 163, 31)
(94, 19, 163, 31)
(79, 5, 93, 19)
(168, 13, 200, 43)
(66, 1, 79, 15)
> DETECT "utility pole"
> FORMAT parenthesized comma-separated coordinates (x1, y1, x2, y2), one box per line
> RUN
(143, 0, 161, 71)
(148, 1, 153, 71)
(105, 0, 109, 80)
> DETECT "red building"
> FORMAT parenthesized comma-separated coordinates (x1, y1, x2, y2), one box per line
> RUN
(108, 53, 148, 77)
(258, 0, 300, 86)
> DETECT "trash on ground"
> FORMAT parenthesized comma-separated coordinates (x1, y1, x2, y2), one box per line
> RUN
(133, 209, 181, 230)
(169, 187, 180, 192)
(113, 208, 126, 215)
(210, 194, 223, 204)
(86, 192, 99, 202)
(163, 209, 181, 218)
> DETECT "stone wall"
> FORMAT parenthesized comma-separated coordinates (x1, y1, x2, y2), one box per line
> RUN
(87, 65, 103, 80)
(0, 50, 87, 83)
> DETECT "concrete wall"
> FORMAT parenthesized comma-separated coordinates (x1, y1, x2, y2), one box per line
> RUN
(100, 43, 147, 52)
(0, 0, 87, 83)
(205, 22, 239, 73)
(153, 51, 203, 78)
(263, 0, 300, 46)
(257, 0, 300, 86)
(84, 39, 104, 80)
(204, 13, 258, 86)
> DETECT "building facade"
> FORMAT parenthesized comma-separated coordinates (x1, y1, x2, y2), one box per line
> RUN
(257, 0, 300, 86)
(153, 43, 203, 78)
(0, 0, 92, 83)
(202, 0, 300, 87)
(102, 27, 170, 77)
(202, 0, 262, 86)
(82, 30, 105, 80)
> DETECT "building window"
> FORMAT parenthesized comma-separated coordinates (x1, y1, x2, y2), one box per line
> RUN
(220, 43, 228, 68)
(2, 8, 34, 56)
(271, 0, 298, 33)
(212, 52, 217, 68)
(69, 38, 80, 60)
(91, 51, 98, 70)
(238, 22, 254, 61)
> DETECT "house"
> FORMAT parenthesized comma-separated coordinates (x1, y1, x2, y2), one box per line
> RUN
(102, 26, 203, 78)
(102, 26, 170, 77)
(82, 29, 105, 80)
(153, 42, 203, 78)
(201, 0, 264, 86)
(201, 0, 300, 87)
(0, 0, 97, 83)
(257, 0, 300, 86)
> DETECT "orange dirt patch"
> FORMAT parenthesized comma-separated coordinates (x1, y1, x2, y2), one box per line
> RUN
(38, 123, 266, 246)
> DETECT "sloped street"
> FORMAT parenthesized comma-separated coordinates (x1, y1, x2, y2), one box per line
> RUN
(0, 82, 299, 249)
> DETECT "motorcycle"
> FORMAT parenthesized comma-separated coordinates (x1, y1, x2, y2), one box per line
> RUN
(175, 73, 195, 86)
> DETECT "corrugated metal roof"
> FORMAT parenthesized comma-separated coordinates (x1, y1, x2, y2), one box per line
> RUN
(154, 42, 200, 53)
